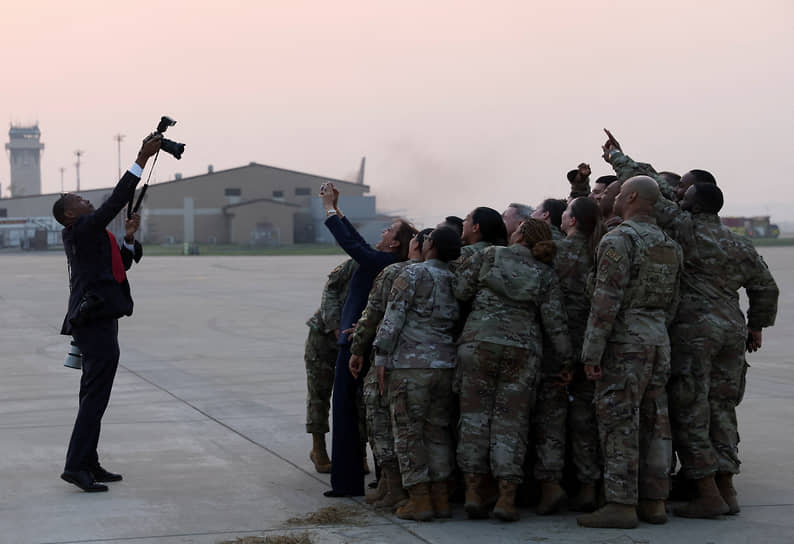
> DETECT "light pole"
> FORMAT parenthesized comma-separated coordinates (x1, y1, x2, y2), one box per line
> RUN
(113, 134, 125, 180)
(59, 167, 65, 193)
(74, 150, 84, 191)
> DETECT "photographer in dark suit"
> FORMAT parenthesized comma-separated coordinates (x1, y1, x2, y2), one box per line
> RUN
(52, 134, 161, 492)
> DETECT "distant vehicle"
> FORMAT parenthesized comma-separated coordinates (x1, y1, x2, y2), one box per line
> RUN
(721, 216, 780, 238)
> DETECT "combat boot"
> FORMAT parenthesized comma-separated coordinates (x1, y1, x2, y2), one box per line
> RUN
(396, 483, 434, 521)
(569, 483, 597, 512)
(309, 433, 331, 473)
(536, 480, 567, 515)
(492, 480, 520, 522)
(366, 471, 387, 504)
(430, 481, 451, 518)
(374, 462, 407, 508)
(674, 475, 730, 518)
(577, 503, 638, 529)
(716, 472, 740, 514)
(464, 473, 490, 519)
(637, 499, 668, 524)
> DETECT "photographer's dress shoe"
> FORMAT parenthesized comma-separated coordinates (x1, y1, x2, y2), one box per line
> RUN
(61, 470, 108, 492)
(91, 465, 123, 482)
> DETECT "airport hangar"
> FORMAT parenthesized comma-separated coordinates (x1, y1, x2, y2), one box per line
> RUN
(0, 163, 395, 248)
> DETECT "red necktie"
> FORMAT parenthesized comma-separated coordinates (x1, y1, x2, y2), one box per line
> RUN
(106, 231, 126, 284)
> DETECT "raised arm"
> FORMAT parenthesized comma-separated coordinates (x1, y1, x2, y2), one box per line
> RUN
(76, 135, 161, 233)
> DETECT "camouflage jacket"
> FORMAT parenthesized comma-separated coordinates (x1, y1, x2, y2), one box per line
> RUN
(660, 211, 777, 328)
(609, 151, 676, 202)
(454, 244, 572, 363)
(581, 216, 683, 365)
(306, 258, 357, 333)
(449, 240, 492, 274)
(373, 259, 460, 369)
(349, 259, 417, 356)
(611, 151, 778, 329)
(604, 215, 623, 232)
(554, 232, 594, 350)
(551, 224, 564, 241)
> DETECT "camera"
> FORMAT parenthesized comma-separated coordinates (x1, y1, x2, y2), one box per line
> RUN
(70, 293, 104, 327)
(64, 340, 82, 370)
(156, 116, 186, 160)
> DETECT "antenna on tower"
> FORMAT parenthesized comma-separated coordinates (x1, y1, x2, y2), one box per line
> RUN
(113, 134, 125, 180)
(74, 150, 84, 192)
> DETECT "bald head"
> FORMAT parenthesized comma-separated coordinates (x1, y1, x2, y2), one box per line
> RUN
(613, 176, 660, 219)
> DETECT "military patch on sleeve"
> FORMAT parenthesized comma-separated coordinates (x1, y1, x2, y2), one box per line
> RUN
(605, 247, 622, 262)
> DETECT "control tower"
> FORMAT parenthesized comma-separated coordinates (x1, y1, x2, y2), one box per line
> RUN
(6, 124, 45, 197)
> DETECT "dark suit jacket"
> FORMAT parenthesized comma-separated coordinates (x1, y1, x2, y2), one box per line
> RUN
(60, 171, 143, 336)
(324, 215, 396, 345)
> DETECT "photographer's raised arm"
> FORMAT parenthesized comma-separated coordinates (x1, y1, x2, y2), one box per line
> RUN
(77, 135, 161, 233)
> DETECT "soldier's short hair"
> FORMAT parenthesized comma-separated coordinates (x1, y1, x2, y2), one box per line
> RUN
(687, 169, 717, 185)
(52, 194, 69, 226)
(594, 175, 618, 186)
(693, 183, 724, 214)
(429, 227, 462, 262)
(441, 216, 463, 237)
(507, 203, 533, 221)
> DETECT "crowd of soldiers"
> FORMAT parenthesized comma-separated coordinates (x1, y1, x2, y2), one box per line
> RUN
(302, 129, 779, 529)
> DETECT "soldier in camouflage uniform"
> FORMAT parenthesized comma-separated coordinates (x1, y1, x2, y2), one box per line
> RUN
(577, 176, 683, 529)
(531, 198, 567, 241)
(555, 197, 603, 513)
(455, 219, 572, 522)
(304, 258, 357, 473)
(603, 135, 779, 516)
(528, 197, 571, 513)
(348, 229, 431, 507)
(567, 162, 592, 199)
(372, 227, 462, 521)
(450, 207, 508, 273)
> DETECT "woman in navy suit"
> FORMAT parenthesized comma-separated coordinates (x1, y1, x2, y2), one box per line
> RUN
(320, 182, 417, 496)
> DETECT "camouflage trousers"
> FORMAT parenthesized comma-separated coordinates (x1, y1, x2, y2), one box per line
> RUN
(304, 327, 338, 434)
(532, 352, 568, 482)
(595, 342, 672, 505)
(363, 365, 396, 464)
(390, 368, 455, 488)
(458, 341, 538, 482)
(668, 304, 747, 479)
(567, 369, 601, 484)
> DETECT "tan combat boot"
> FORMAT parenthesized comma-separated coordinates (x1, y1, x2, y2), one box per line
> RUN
(716, 472, 740, 514)
(396, 483, 434, 521)
(430, 481, 451, 518)
(569, 483, 597, 512)
(577, 503, 638, 529)
(492, 480, 520, 522)
(536, 480, 567, 515)
(374, 462, 407, 508)
(366, 470, 387, 504)
(309, 433, 331, 473)
(674, 475, 730, 518)
(464, 473, 490, 519)
(637, 499, 668, 524)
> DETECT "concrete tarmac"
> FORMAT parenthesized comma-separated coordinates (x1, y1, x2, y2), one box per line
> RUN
(1, 250, 792, 543)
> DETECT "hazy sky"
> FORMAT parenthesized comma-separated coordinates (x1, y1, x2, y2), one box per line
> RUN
(1, 0, 792, 226)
